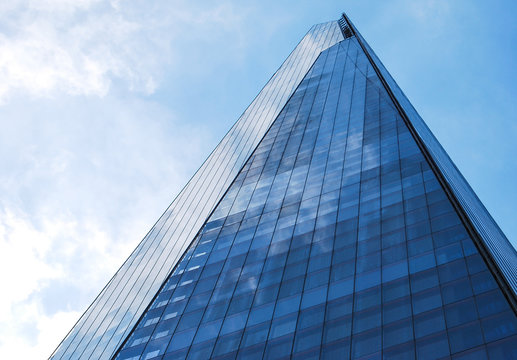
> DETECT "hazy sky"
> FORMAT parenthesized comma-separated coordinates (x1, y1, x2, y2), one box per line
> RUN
(1, 1, 515, 358)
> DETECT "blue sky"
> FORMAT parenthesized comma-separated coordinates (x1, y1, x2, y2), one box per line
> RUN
(0, 1, 515, 358)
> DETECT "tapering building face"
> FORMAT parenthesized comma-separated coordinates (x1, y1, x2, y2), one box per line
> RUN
(51, 14, 517, 360)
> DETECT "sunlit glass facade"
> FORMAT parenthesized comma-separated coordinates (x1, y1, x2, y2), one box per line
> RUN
(52, 14, 517, 360)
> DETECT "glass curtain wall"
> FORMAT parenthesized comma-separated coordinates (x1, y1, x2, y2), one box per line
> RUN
(50, 21, 343, 360)
(115, 37, 517, 360)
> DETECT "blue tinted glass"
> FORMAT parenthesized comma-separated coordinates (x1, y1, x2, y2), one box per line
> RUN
(115, 32, 516, 360)
(448, 322, 484, 353)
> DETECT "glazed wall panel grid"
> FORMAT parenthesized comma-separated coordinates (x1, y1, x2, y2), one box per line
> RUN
(52, 14, 517, 360)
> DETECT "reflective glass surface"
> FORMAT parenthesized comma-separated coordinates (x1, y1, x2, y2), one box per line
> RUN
(116, 37, 517, 360)
(345, 14, 517, 294)
(50, 21, 344, 360)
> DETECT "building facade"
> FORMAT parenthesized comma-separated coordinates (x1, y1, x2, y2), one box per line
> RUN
(51, 14, 517, 360)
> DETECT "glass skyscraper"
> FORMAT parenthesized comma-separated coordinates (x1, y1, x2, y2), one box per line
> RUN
(51, 14, 517, 360)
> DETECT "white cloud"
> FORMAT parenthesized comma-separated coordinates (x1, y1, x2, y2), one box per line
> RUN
(0, 207, 95, 358)
(0, 1, 149, 101)
(0, 93, 213, 357)
(0, 0, 248, 103)
(0, 209, 61, 321)
(0, 0, 255, 358)
(0, 203, 136, 358)
(1, 303, 81, 359)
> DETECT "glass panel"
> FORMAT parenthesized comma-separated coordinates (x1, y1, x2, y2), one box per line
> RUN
(55, 18, 517, 360)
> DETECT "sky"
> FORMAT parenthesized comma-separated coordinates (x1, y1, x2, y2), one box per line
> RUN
(0, 1, 515, 358)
